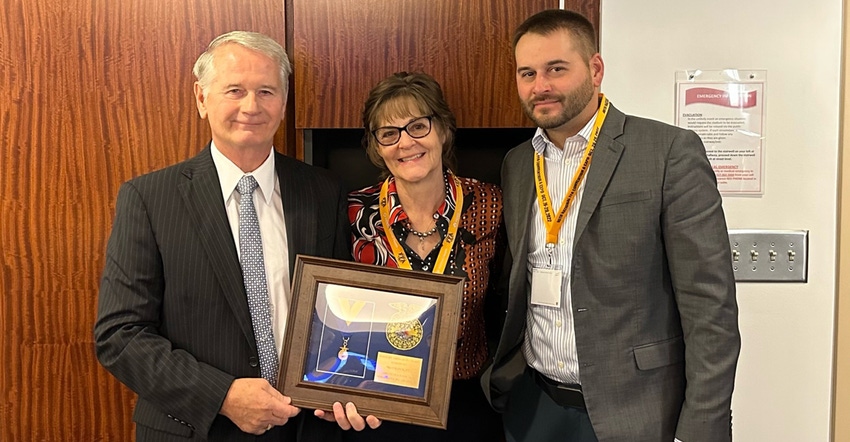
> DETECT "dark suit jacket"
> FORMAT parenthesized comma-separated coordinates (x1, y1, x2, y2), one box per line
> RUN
(94, 146, 350, 441)
(482, 104, 741, 442)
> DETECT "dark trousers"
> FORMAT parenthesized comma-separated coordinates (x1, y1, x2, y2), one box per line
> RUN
(503, 369, 597, 442)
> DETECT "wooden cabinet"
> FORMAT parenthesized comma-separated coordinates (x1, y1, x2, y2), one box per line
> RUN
(292, 0, 578, 130)
(291, 0, 599, 185)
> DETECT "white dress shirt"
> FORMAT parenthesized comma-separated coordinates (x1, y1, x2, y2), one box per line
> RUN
(211, 143, 291, 358)
(523, 113, 598, 386)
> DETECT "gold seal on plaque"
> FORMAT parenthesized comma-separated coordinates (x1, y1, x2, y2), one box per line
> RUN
(386, 303, 423, 350)
(386, 319, 423, 350)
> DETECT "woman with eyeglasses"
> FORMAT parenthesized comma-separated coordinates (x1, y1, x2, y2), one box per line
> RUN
(343, 72, 505, 441)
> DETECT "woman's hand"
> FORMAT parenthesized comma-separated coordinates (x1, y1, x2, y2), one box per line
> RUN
(314, 402, 382, 431)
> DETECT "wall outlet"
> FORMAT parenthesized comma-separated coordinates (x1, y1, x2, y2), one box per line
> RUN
(728, 229, 808, 282)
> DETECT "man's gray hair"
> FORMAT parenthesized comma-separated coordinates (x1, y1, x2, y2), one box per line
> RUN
(193, 31, 291, 93)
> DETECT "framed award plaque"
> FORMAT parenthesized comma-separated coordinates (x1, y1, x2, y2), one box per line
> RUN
(278, 255, 464, 429)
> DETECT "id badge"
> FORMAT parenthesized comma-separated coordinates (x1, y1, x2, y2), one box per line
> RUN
(531, 267, 562, 307)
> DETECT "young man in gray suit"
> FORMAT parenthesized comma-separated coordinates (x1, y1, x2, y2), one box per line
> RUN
(94, 31, 376, 441)
(482, 10, 741, 442)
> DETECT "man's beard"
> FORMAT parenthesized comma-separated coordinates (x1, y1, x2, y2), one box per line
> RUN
(522, 74, 595, 130)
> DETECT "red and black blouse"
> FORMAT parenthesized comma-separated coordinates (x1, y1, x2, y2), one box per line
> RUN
(348, 171, 503, 379)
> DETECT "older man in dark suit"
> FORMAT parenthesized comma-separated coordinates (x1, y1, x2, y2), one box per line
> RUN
(94, 31, 369, 441)
(481, 10, 741, 442)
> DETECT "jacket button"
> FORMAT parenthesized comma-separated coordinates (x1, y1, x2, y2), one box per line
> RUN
(249, 356, 259, 367)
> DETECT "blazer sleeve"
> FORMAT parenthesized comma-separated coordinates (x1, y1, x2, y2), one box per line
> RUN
(662, 130, 740, 441)
(94, 181, 234, 437)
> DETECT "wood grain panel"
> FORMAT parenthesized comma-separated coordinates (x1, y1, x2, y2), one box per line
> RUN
(293, 0, 598, 129)
(0, 0, 287, 439)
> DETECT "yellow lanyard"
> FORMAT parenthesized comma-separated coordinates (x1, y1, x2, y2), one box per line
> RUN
(534, 94, 609, 245)
(379, 173, 464, 273)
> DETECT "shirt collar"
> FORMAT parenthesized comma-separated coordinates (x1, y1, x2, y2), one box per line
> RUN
(531, 111, 600, 158)
(210, 142, 276, 206)
(384, 170, 455, 226)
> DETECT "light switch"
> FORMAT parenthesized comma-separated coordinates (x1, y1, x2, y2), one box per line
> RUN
(728, 229, 808, 282)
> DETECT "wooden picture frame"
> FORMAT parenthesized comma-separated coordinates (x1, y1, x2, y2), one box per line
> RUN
(278, 255, 464, 429)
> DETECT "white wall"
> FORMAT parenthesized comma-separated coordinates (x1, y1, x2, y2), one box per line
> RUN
(600, 1, 841, 440)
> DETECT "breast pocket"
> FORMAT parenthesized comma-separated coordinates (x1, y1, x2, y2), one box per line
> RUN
(598, 189, 653, 208)
(590, 189, 657, 260)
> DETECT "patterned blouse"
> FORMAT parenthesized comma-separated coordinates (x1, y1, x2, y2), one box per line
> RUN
(348, 171, 503, 379)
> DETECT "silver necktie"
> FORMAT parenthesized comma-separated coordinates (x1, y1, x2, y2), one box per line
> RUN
(236, 175, 278, 386)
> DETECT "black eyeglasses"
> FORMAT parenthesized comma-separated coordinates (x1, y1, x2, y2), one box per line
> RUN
(371, 115, 434, 146)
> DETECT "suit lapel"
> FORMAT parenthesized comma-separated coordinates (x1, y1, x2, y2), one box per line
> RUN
(504, 142, 535, 351)
(507, 143, 535, 260)
(178, 147, 256, 345)
(276, 152, 317, 275)
(574, 105, 626, 244)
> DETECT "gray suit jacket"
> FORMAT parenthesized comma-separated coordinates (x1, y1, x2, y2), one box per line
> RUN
(482, 104, 740, 442)
(94, 146, 349, 441)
